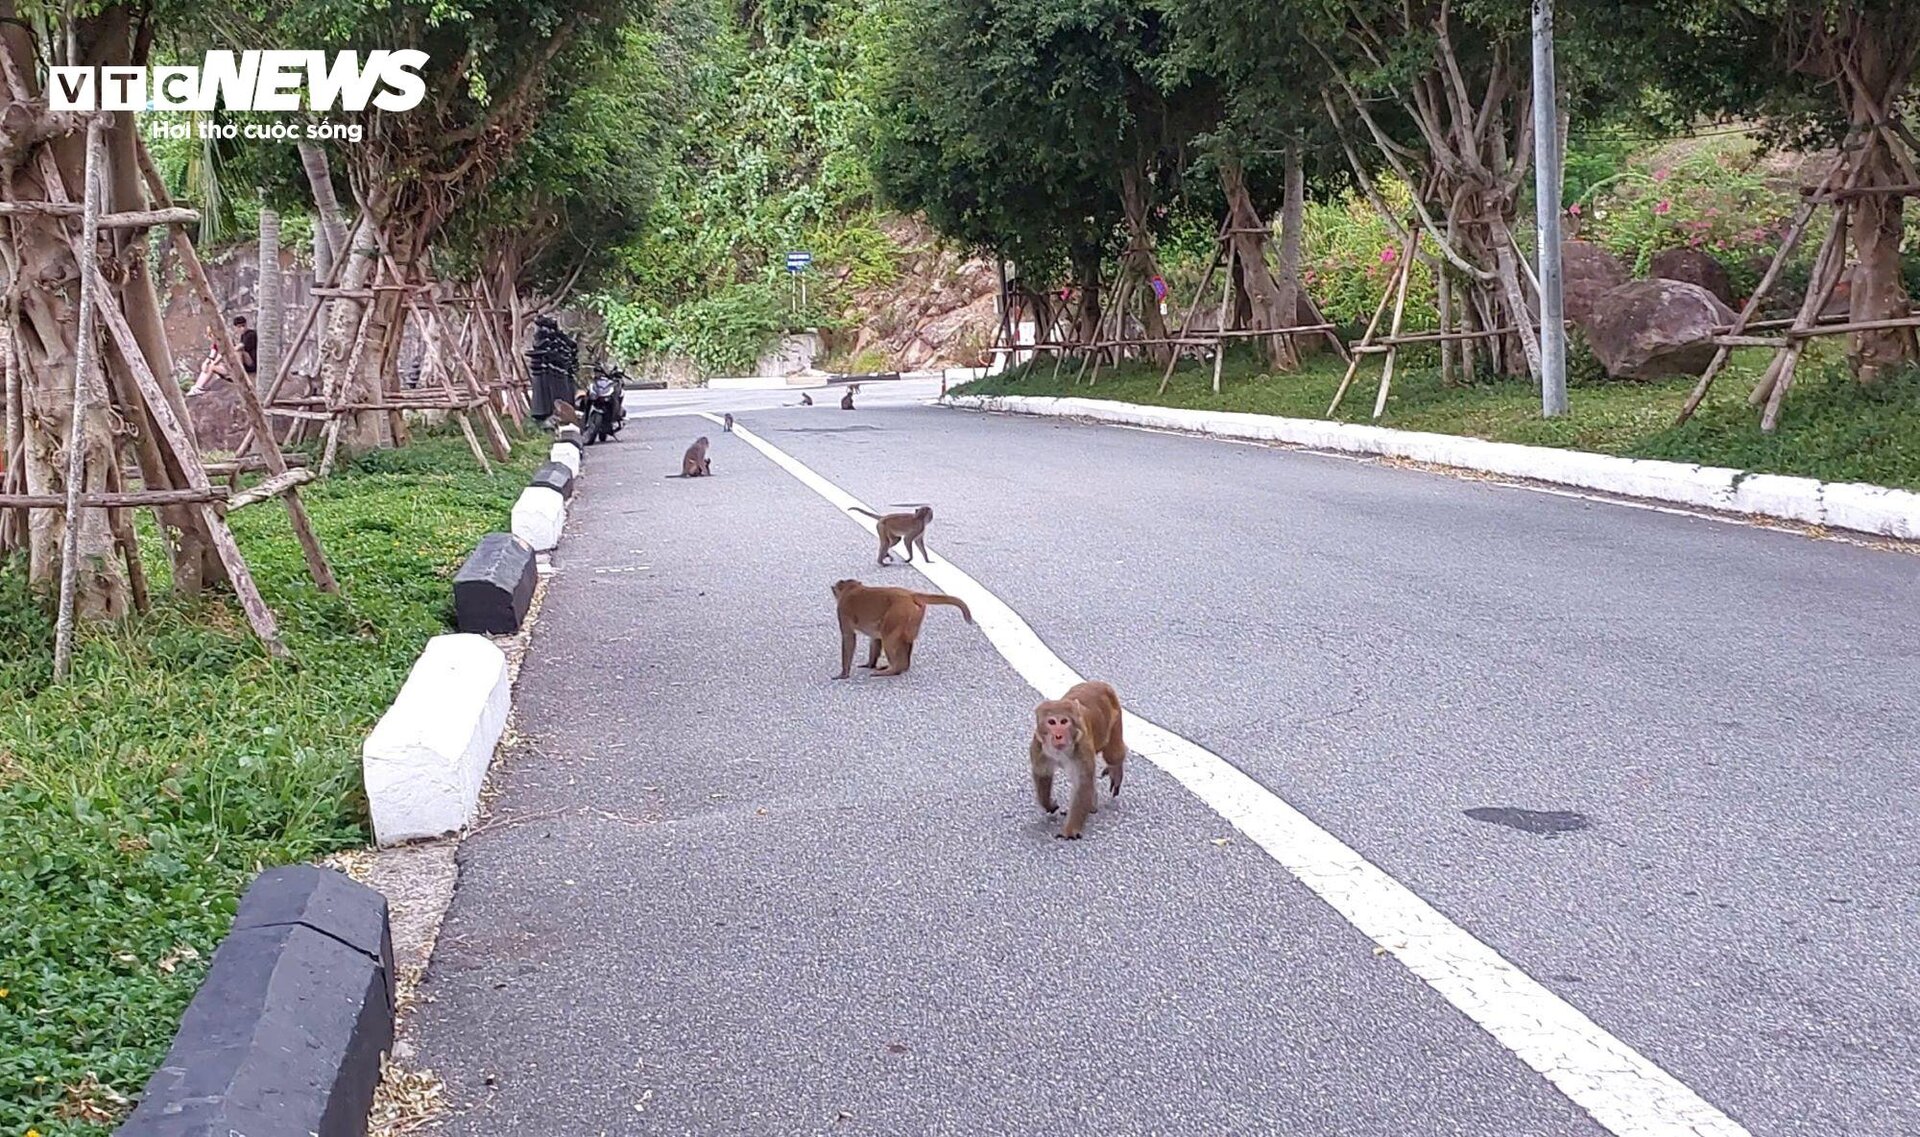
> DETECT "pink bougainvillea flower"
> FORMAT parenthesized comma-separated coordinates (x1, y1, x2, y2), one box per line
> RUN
(1652, 167, 1671, 182)
(1654, 200, 1672, 215)
(1567, 202, 1582, 216)
(1380, 245, 1398, 264)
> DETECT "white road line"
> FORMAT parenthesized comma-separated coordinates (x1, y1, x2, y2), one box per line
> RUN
(705, 412, 1751, 1137)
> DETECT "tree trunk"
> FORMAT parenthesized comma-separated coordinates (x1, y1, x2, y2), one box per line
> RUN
(1219, 158, 1298, 370)
(1844, 37, 1917, 382)
(313, 239, 387, 454)
(299, 142, 349, 271)
(257, 208, 282, 395)
(0, 9, 123, 612)
(1118, 165, 1173, 367)
(1277, 143, 1306, 357)
(1069, 251, 1103, 347)
(87, 5, 223, 590)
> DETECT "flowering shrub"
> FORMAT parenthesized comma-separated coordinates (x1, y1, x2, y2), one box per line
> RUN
(1571, 136, 1801, 288)
(1300, 177, 1437, 331)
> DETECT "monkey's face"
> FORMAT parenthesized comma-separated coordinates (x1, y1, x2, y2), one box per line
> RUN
(916, 507, 933, 521)
(831, 579, 861, 599)
(1035, 704, 1079, 757)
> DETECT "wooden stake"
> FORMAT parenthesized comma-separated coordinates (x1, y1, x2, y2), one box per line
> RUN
(1329, 226, 1415, 418)
(1213, 245, 1236, 395)
(1159, 221, 1230, 394)
(91, 263, 287, 657)
(1373, 234, 1419, 420)
(1677, 154, 1852, 423)
(53, 117, 105, 682)
(103, 453, 149, 614)
(132, 138, 336, 593)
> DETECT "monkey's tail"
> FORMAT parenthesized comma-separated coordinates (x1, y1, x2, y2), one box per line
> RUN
(919, 594, 973, 624)
(846, 507, 884, 520)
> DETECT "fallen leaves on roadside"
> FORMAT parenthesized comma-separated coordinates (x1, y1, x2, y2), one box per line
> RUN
(57, 1074, 129, 1125)
(366, 1056, 447, 1137)
(155, 943, 202, 975)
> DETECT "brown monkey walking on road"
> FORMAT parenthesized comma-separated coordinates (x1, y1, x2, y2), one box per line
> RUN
(830, 579, 972, 679)
(1030, 681, 1126, 840)
(678, 437, 712, 477)
(847, 505, 932, 565)
(723, 413, 734, 432)
(799, 393, 813, 406)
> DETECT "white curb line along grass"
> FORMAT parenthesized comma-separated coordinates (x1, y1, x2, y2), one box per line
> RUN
(705, 411, 1751, 1137)
(942, 394, 1920, 541)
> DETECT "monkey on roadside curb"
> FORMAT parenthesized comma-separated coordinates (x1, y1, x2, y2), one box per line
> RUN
(675, 436, 712, 477)
(830, 579, 972, 679)
(723, 413, 734, 432)
(840, 387, 855, 410)
(1029, 681, 1126, 840)
(847, 505, 932, 565)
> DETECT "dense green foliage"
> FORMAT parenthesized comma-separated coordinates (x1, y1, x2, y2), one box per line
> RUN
(587, 0, 901, 373)
(0, 437, 541, 1137)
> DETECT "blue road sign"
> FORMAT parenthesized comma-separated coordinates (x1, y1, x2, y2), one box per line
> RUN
(785, 251, 813, 273)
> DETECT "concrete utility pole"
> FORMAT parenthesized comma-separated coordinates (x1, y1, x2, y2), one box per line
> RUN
(1532, 0, 1568, 417)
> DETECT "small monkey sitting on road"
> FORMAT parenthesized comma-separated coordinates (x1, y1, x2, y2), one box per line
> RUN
(1030, 681, 1126, 840)
(723, 413, 735, 432)
(799, 393, 813, 406)
(830, 579, 972, 679)
(840, 388, 855, 410)
(678, 436, 712, 477)
(847, 504, 932, 565)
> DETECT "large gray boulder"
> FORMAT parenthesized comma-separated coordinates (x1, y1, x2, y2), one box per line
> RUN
(1586, 278, 1737, 379)
(1649, 247, 1735, 306)
(1561, 240, 1632, 330)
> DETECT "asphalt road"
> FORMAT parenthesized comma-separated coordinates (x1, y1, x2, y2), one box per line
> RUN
(411, 391, 1920, 1136)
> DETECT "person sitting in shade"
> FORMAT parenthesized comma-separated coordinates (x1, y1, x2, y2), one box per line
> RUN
(187, 315, 257, 395)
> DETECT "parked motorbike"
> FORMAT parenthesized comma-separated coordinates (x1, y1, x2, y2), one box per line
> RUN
(575, 363, 628, 445)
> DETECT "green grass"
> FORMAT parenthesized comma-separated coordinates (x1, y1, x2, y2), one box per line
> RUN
(0, 434, 542, 1137)
(957, 344, 1920, 490)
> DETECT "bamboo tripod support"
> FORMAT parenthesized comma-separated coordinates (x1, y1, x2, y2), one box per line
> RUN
(0, 99, 322, 663)
(1157, 217, 1350, 396)
(257, 229, 517, 478)
(1677, 130, 1920, 432)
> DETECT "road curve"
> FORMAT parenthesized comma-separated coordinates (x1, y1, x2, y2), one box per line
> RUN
(410, 394, 1919, 1136)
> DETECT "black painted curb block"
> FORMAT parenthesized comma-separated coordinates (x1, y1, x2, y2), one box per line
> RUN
(118, 866, 394, 1137)
(529, 460, 575, 501)
(829, 371, 902, 383)
(453, 531, 537, 635)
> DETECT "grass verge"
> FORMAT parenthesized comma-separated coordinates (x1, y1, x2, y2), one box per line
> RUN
(955, 345, 1920, 491)
(0, 433, 541, 1137)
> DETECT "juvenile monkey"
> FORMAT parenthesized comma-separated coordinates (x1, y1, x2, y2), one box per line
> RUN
(723, 413, 735, 432)
(847, 505, 932, 565)
(800, 393, 814, 406)
(1029, 681, 1126, 840)
(840, 388, 855, 410)
(679, 436, 712, 477)
(830, 579, 972, 679)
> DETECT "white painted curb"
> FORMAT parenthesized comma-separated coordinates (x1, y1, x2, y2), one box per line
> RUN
(944, 394, 1920, 540)
(510, 487, 566, 552)
(363, 633, 512, 846)
(547, 442, 581, 476)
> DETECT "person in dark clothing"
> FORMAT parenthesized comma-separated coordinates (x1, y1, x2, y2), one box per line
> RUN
(188, 314, 259, 395)
(234, 315, 257, 376)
